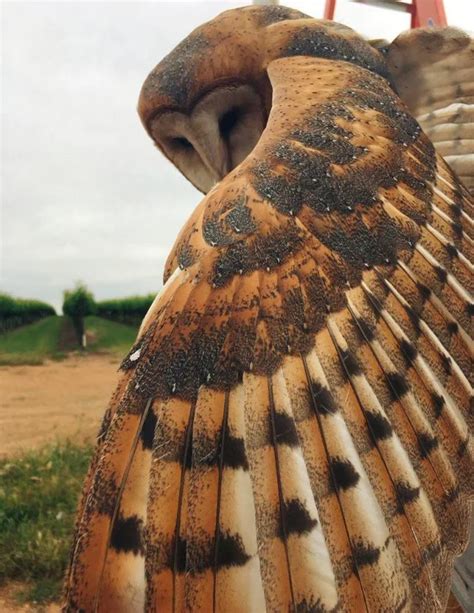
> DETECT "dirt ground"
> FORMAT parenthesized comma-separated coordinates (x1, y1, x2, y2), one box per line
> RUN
(0, 583, 60, 613)
(0, 354, 121, 458)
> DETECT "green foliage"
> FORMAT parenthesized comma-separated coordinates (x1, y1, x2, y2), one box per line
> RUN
(0, 442, 93, 603)
(0, 316, 64, 365)
(16, 576, 64, 605)
(0, 293, 56, 334)
(96, 293, 155, 326)
(62, 283, 96, 320)
(62, 283, 96, 347)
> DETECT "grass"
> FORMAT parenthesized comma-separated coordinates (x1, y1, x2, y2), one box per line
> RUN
(0, 442, 93, 604)
(0, 316, 64, 365)
(84, 315, 137, 357)
(0, 315, 137, 365)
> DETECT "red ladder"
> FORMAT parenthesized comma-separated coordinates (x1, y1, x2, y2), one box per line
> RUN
(324, 0, 447, 28)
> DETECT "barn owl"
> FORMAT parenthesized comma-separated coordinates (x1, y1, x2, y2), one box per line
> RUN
(64, 6, 473, 612)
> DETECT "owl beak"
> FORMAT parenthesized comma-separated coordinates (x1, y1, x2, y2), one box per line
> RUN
(191, 121, 230, 182)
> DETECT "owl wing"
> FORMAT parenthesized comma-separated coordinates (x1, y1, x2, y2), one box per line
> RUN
(64, 56, 473, 612)
(386, 27, 474, 195)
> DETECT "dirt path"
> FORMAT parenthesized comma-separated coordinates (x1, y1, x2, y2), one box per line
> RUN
(0, 354, 122, 457)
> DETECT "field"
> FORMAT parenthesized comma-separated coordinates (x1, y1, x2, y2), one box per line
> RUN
(0, 315, 137, 366)
(0, 317, 65, 366)
(0, 315, 135, 610)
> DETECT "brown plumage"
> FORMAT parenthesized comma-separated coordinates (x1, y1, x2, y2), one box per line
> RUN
(64, 6, 473, 612)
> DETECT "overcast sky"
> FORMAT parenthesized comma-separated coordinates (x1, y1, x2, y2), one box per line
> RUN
(2, 1, 471, 311)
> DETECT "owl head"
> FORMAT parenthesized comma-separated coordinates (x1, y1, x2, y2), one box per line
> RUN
(138, 5, 387, 194)
(138, 5, 471, 196)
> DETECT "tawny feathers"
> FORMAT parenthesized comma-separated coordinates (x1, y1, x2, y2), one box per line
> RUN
(64, 6, 473, 612)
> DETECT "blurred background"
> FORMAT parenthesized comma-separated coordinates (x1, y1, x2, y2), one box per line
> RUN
(0, 1, 471, 610)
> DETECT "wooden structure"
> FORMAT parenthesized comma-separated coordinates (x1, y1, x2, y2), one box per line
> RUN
(324, 0, 447, 27)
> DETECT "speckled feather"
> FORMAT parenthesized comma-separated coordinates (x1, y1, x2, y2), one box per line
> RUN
(64, 6, 473, 612)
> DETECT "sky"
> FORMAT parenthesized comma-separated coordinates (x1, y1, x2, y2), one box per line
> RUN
(2, 0, 472, 312)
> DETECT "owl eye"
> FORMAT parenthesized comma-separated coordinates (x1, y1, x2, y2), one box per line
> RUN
(219, 107, 240, 138)
(173, 136, 193, 149)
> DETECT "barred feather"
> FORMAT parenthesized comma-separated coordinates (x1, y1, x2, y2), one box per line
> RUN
(64, 7, 473, 612)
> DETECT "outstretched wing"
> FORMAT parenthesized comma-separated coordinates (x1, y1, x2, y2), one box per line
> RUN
(64, 55, 473, 612)
(386, 27, 474, 195)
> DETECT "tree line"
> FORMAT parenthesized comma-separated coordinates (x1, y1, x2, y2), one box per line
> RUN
(0, 294, 56, 333)
(1, 285, 156, 347)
